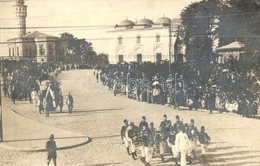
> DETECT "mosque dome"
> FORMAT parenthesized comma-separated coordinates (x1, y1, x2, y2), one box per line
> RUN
(156, 17, 171, 25)
(136, 18, 154, 26)
(118, 19, 135, 27)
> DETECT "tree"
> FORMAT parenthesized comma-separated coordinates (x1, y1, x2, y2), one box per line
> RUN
(179, 0, 227, 63)
(60, 32, 97, 63)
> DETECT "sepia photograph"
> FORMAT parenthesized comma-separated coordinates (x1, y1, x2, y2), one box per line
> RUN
(0, 0, 259, 165)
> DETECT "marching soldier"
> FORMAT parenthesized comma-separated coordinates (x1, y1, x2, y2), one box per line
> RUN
(121, 119, 130, 155)
(198, 126, 211, 163)
(189, 119, 198, 158)
(169, 123, 179, 165)
(126, 122, 139, 160)
(139, 116, 149, 163)
(159, 114, 170, 163)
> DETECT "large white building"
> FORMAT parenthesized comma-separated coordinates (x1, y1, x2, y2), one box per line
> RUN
(107, 17, 183, 64)
(6, 0, 67, 63)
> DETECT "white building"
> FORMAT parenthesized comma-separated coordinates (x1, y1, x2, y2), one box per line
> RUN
(6, 0, 67, 63)
(107, 17, 181, 64)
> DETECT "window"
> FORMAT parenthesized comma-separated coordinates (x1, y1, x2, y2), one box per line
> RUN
(48, 45, 53, 55)
(118, 37, 122, 45)
(39, 44, 45, 55)
(9, 48, 11, 56)
(156, 53, 162, 62)
(12, 48, 14, 56)
(137, 35, 141, 44)
(25, 47, 28, 56)
(137, 54, 142, 63)
(29, 47, 32, 57)
(118, 55, 124, 63)
(156, 34, 160, 43)
(17, 47, 19, 56)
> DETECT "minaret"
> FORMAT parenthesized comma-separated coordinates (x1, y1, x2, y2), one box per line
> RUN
(13, 0, 27, 37)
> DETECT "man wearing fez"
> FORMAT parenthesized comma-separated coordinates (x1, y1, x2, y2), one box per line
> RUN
(46, 134, 57, 166)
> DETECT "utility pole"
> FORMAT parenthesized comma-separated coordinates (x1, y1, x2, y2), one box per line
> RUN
(169, 19, 172, 74)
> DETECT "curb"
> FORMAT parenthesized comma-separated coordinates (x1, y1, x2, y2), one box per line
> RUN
(0, 137, 92, 152)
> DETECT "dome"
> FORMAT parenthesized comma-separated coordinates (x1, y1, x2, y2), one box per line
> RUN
(156, 17, 171, 25)
(118, 20, 135, 27)
(136, 18, 154, 26)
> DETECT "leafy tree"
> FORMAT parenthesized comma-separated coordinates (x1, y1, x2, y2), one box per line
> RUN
(60, 32, 97, 63)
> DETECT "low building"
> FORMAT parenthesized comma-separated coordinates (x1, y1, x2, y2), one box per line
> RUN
(7, 31, 67, 63)
(216, 41, 244, 63)
(6, 0, 67, 63)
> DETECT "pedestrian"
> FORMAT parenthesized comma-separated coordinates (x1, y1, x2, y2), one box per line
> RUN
(46, 134, 57, 166)
(31, 88, 38, 107)
(198, 126, 211, 163)
(175, 125, 191, 166)
(38, 91, 44, 114)
(66, 92, 74, 114)
(120, 119, 130, 155)
(58, 92, 64, 112)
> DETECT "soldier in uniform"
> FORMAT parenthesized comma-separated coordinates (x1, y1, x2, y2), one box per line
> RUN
(126, 122, 139, 160)
(159, 114, 169, 163)
(189, 119, 198, 158)
(198, 126, 211, 163)
(121, 119, 130, 155)
(46, 134, 57, 166)
(139, 116, 149, 163)
(139, 116, 149, 130)
(169, 123, 179, 165)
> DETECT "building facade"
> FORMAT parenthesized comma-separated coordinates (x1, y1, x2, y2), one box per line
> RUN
(7, 0, 67, 63)
(107, 17, 181, 64)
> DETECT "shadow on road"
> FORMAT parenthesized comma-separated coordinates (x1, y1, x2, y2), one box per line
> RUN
(78, 163, 121, 166)
(207, 144, 260, 166)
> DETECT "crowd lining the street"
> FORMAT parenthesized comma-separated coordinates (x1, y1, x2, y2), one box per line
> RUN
(98, 60, 260, 117)
(0, 60, 81, 117)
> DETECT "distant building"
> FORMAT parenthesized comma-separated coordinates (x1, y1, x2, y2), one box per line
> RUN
(107, 17, 182, 64)
(216, 41, 244, 63)
(6, 0, 66, 62)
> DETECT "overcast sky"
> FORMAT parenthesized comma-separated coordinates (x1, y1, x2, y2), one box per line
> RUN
(0, 0, 199, 55)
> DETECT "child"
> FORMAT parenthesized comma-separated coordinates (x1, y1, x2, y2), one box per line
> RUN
(198, 126, 211, 163)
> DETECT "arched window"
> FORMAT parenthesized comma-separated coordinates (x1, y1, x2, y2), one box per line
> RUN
(137, 35, 141, 44)
(156, 34, 160, 43)
(118, 37, 122, 45)
(29, 47, 32, 57)
(48, 45, 53, 55)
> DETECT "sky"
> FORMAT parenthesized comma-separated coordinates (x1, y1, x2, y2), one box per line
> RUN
(0, 0, 199, 55)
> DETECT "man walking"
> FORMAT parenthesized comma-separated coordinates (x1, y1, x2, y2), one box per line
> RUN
(175, 125, 190, 166)
(121, 119, 130, 154)
(66, 92, 74, 114)
(46, 134, 57, 166)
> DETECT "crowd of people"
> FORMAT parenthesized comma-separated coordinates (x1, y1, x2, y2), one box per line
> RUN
(0, 60, 75, 117)
(121, 115, 211, 166)
(98, 60, 259, 117)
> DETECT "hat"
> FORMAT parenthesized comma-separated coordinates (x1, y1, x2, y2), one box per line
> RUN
(49, 134, 54, 139)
